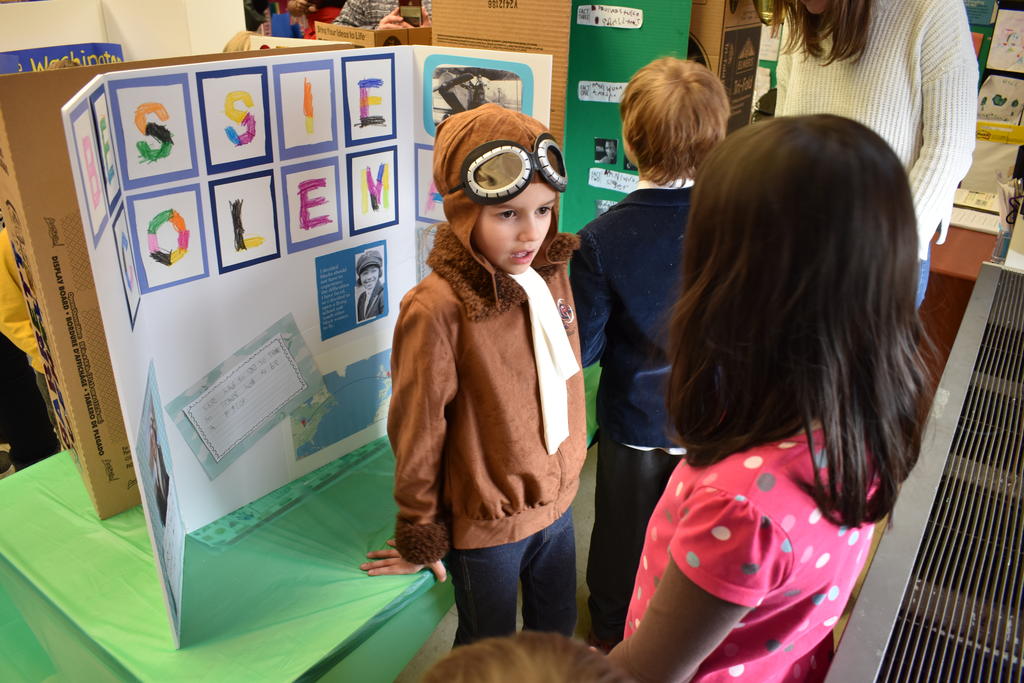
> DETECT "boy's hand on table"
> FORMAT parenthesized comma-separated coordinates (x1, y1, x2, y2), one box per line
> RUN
(361, 539, 447, 582)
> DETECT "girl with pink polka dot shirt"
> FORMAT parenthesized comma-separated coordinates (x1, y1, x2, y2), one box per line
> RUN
(623, 435, 874, 681)
(606, 116, 931, 682)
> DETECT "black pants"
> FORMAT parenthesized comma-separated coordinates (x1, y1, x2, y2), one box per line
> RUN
(0, 333, 59, 470)
(586, 434, 683, 643)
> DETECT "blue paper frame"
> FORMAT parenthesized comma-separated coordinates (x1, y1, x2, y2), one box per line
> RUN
(341, 52, 398, 148)
(209, 170, 281, 274)
(88, 85, 122, 215)
(346, 146, 399, 236)
(272, 60, 338, 160)
(108, 73, 200, 191)
(280, 157, 344, 254)
(69, 98, 109, 249)
(196, 66, 274, 175)
(126, 184, 209, 294)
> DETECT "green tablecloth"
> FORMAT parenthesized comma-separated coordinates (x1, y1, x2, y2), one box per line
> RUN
(0, 367, 601, 682)
(0, 443, 452, 682)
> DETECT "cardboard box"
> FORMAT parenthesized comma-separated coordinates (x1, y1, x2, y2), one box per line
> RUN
(407, 26, 433, 46)
(690, 0, 763, 132)
(0, 44, 353, 519)
(431, 0, 571, 142)
(315, 22, 431, 48)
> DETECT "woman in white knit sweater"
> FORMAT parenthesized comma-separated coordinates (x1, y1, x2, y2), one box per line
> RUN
(773, 0, 976, 306)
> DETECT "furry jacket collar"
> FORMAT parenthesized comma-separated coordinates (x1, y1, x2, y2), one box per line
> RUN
(426, 224, 579, 322)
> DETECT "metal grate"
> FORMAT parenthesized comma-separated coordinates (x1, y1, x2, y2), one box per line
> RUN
(878, 269, 1024, 682)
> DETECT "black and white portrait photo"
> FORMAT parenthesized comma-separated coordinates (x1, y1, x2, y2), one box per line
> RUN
(355, 247, 386, 323)
(595, 138, 618, 164)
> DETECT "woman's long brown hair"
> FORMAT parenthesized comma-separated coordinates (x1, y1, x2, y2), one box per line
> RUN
(772, 0, 873, 64)
(667, 115, 929, 526)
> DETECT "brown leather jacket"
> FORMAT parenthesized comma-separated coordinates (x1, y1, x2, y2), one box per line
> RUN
(388, 222, 585, 564)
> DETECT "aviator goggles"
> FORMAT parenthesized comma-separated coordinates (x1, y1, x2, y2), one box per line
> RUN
(450, 133, 568, 205)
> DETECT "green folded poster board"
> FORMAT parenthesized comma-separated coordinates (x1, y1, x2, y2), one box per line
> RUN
(562, 1, 693, 234)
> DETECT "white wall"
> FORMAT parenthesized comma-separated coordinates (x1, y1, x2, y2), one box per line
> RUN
(102, 0, 246, 61)
(0, 0, 246, 62)
(0, 0, 106, 52)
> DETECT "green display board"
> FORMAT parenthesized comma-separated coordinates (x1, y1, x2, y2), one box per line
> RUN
(562, 1, 693, 234)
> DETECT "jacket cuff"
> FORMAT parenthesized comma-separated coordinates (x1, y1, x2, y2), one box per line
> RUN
(395, 519, 450, 565)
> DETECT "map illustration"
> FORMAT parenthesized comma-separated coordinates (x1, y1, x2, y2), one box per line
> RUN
(290, 349, 392, 459)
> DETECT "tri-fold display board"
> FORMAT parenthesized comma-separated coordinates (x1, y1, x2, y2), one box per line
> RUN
(61, 45, 551, 646)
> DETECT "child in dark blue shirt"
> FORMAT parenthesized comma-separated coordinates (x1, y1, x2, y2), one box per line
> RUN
(570, 58, 729, 650)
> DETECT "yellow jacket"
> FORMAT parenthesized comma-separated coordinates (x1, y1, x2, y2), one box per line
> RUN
(1, 227, 43, 373)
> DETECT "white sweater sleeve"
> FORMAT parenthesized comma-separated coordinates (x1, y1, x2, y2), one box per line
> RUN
(907, 2, 977, 259)
(775, 50, 790, 115)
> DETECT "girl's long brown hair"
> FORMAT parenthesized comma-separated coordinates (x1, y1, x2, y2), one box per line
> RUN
(668, 115, 928, 526)
(772, 0, 873, 64)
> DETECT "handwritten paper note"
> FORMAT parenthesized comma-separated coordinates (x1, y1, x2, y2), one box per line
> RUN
(588, 167, 638, 194)
(577, 5, 644, 29)
(578, 81, 628, 103)
(184, 334, 306, 462)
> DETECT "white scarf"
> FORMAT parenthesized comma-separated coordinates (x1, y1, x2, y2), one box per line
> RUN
(508, 268, 580, 454)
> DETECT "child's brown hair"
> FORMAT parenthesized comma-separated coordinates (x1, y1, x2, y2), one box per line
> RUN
(667, 114, 928, 527)
(222, 30, 257, 53)
(619, 58, 729, 185)
(421, 631, 634, 683)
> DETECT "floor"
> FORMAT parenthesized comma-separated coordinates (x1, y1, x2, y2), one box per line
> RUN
(393, 445, 600, 682)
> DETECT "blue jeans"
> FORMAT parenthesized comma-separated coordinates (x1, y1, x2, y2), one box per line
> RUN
(447, 507, 577, 645)
(916, 252, 931, 310)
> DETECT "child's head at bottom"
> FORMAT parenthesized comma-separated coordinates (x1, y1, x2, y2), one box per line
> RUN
(668, 114, 928, 526)
(421, 631, 634, 683)
(433, 104, 567, 275)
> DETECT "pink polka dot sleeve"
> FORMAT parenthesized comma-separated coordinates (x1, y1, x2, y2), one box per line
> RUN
(668, 488, 793, 608)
